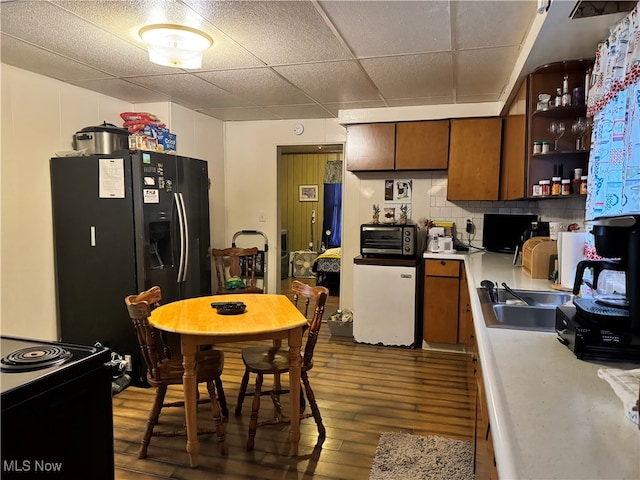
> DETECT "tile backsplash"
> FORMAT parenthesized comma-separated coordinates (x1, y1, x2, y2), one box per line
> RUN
(416, 172, 586, 246)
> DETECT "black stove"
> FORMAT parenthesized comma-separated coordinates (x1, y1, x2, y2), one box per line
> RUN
(556, 304, 640, 362)
(1, 336, 114, 479)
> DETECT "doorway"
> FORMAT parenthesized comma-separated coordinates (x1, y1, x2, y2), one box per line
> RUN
(277, 144, 343, 295)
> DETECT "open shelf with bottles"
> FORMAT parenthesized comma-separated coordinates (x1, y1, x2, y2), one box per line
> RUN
(526, 59, 593, 198)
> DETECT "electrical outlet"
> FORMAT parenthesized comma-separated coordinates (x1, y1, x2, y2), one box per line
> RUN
(124, 355, 133, 372)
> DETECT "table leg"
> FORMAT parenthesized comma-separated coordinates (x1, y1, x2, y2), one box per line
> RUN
(181, 336, 199, 468)
(288, 326, 303, 456)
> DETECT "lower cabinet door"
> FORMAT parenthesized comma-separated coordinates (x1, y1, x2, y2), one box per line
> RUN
(423, 276, 459, 343)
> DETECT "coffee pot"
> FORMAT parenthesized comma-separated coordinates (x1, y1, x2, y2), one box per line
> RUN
(572, 215, 640, 332)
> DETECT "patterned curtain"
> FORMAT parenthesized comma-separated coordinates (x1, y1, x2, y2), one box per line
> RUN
(322, 160, 343, 247)
(323, 160, 343, 184)
(586, 3, 640, 220)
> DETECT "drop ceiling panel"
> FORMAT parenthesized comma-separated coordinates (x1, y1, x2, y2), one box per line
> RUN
(184, 0, 351, 64)
(453, 1, 537, 49)
(0, 1, 164, 77)
(274, 61, 381, 103)
(68, 78, 170, 104)
(322, 100, 389, 116)
(320, 0, 452, 56)
(455, 47, 519, 97)
(262, 104, 334, 119)
(197, 106, 284, 122)
(388, 96, 455, 107)
(0, 35, 110, 82)
(128, 73, 251, 110)
(0, 0, 615, 122)
(52, 0, 264, 70)
(195, 68, 312, 106)
(361, 53, 454, 99)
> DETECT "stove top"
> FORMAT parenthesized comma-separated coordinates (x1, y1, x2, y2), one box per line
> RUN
(0, 336, 109, 400)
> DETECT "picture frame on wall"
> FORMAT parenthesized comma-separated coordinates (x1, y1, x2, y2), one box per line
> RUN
(299, 185, 318, 202)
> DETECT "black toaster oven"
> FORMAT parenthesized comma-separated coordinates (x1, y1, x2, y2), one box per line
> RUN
(360, 223, 419, 257)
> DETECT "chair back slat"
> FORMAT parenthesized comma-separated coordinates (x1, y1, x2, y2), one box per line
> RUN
(210, 247, 262, 294)
(290, 280, 329, 368)
(125, 286, 168, 382)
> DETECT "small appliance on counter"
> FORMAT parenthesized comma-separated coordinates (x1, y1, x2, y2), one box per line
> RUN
(73, 122, 129, 154)
(1, 336, 114, 479)
(483, 213, 538, 254)
(556, 215, 640, 361)
(360, 223, 419, 258)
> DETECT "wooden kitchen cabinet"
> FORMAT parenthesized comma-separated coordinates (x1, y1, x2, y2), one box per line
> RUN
(458, 267, 473, 345)
(346, 123, 395, 171)
(395, 120, 449, 170)
(423, 259, 461, 344)
(526, 59, 593, 198)
(471, 323, 498, 479)
(501, 59, 593, 199)
(500, 79, 528, 200)
(447, 118, 502, 200)
(346, 120, 449, 172)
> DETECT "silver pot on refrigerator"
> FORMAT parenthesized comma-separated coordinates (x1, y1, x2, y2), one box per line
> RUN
(73, 122, 129, 154)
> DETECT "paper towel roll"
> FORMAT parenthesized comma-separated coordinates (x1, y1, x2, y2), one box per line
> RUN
(558, 232, 586, 289)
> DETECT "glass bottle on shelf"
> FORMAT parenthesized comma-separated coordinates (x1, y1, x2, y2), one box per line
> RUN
(554, 87, 562, 107)
(562, 75, 571, 106)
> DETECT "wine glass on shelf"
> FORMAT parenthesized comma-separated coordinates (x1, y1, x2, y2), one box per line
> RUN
(571, 117, 589, 150)
(548, 121, 566, 151)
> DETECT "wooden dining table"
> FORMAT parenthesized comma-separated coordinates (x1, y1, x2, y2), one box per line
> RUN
(148, 293, 308, 468)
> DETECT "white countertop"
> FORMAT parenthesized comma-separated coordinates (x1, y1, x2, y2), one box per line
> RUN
(424, 250, 640, 479)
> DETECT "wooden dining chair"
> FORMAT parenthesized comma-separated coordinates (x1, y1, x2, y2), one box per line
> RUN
(234, 280, 329, 450)
(125, 286, 229, 459)
(210, 246, 263, 294)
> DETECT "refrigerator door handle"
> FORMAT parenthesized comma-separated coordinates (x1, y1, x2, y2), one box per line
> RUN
(174, 192, 186, 283)
(178, 193, 189, 282)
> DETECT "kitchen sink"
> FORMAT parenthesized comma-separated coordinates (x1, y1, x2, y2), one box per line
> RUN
(477, 288, 572, 332)
(491, 304, 557, 331)
(494, 289, 571, 307)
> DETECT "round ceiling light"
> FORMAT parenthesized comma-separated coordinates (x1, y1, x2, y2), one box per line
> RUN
(139, 24, 213, 69)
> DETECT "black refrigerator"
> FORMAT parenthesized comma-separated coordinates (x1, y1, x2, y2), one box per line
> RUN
(50, 150, 211, 384)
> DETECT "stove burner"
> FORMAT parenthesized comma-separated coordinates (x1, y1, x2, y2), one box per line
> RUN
(1, 345, 72, 372)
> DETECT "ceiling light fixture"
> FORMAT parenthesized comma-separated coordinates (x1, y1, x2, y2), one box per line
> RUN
(139, 24, 213, 69)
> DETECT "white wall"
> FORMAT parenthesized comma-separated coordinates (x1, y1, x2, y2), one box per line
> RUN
(0, 65, 224, 339)
(224, 120, 346, 294)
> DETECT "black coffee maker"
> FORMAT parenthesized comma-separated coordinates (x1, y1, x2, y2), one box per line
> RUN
(556, 215, 640, 361)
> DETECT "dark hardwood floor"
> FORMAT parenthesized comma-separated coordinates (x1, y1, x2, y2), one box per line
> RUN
(113, 277, 473, 479)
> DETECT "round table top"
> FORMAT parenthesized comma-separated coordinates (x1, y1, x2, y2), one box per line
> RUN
(149, 294, 308, 336)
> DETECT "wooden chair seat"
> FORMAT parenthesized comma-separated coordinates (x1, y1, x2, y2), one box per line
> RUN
(234, 280, 329, 451)
(240, 346, 313, 375)
(150, 349, 224, 387)
(125, 286, 228, 460)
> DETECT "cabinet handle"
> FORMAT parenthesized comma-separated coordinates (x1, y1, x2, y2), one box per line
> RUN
(440, 260, 446, 266)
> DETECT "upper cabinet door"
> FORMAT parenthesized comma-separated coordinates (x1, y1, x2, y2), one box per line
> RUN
(346, 123, 395, 171)
(500, 80, 528, 200)
(447, 118, 502, 201)
(395, 120, 450, 170)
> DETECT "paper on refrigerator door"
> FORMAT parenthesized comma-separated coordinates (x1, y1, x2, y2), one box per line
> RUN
(558, 232, 586, 289)
(98, 158, 125, 198)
